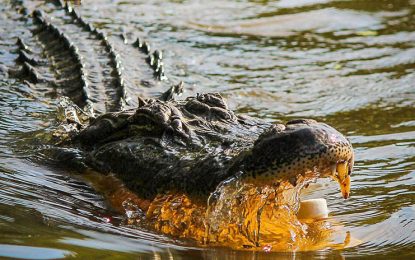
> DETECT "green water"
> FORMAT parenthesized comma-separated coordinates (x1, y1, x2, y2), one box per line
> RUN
(0, 0, 414, 258)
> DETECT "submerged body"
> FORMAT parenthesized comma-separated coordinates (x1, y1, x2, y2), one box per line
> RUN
(56, 92, 354, 249)
(7, 1, 354, 250)
(61, 93, 353, 201)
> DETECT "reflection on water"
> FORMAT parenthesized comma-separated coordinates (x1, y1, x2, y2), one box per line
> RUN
(0, 0, 414, 258)
(190, 8, 383, 37)
(0, 244, 74, 259)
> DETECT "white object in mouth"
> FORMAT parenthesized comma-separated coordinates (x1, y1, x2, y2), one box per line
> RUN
(297, 198, 329, 220)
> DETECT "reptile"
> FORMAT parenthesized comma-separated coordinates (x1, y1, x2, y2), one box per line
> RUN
(6, 0, 354, 249)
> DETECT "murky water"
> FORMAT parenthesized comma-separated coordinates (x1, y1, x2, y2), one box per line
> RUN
(1, 0, 414, 258)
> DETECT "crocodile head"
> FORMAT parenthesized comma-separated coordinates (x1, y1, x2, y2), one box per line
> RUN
(242, 119, 354, 199)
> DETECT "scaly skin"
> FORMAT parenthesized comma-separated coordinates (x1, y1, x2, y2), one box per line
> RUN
(57, 92, 353, 201)
(6, 0, 354, 248)
(55, 93, 354, 248)
(10, 0, 171, 114)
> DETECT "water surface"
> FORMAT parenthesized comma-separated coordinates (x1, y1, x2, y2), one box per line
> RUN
(0, 0, 414, 259)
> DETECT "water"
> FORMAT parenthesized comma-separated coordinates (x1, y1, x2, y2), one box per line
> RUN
(0, 0, 414, 258)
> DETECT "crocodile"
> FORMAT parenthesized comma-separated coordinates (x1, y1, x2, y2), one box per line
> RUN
(6, 0, 354, 249)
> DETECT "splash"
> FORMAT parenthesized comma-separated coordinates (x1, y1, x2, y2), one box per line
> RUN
(84, 170, 356, 251)
(144, 171, 354, 251)
(204, 176, 309, 250)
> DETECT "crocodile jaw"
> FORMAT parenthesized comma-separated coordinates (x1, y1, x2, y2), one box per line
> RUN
(239, 119, 354, 199)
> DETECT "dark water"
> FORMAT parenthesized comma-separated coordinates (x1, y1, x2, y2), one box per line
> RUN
(0, 0, 414, 259)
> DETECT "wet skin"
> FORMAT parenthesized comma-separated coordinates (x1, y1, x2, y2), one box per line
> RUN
(58, 93, 354, 202)
(8, 0, 355, 248)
